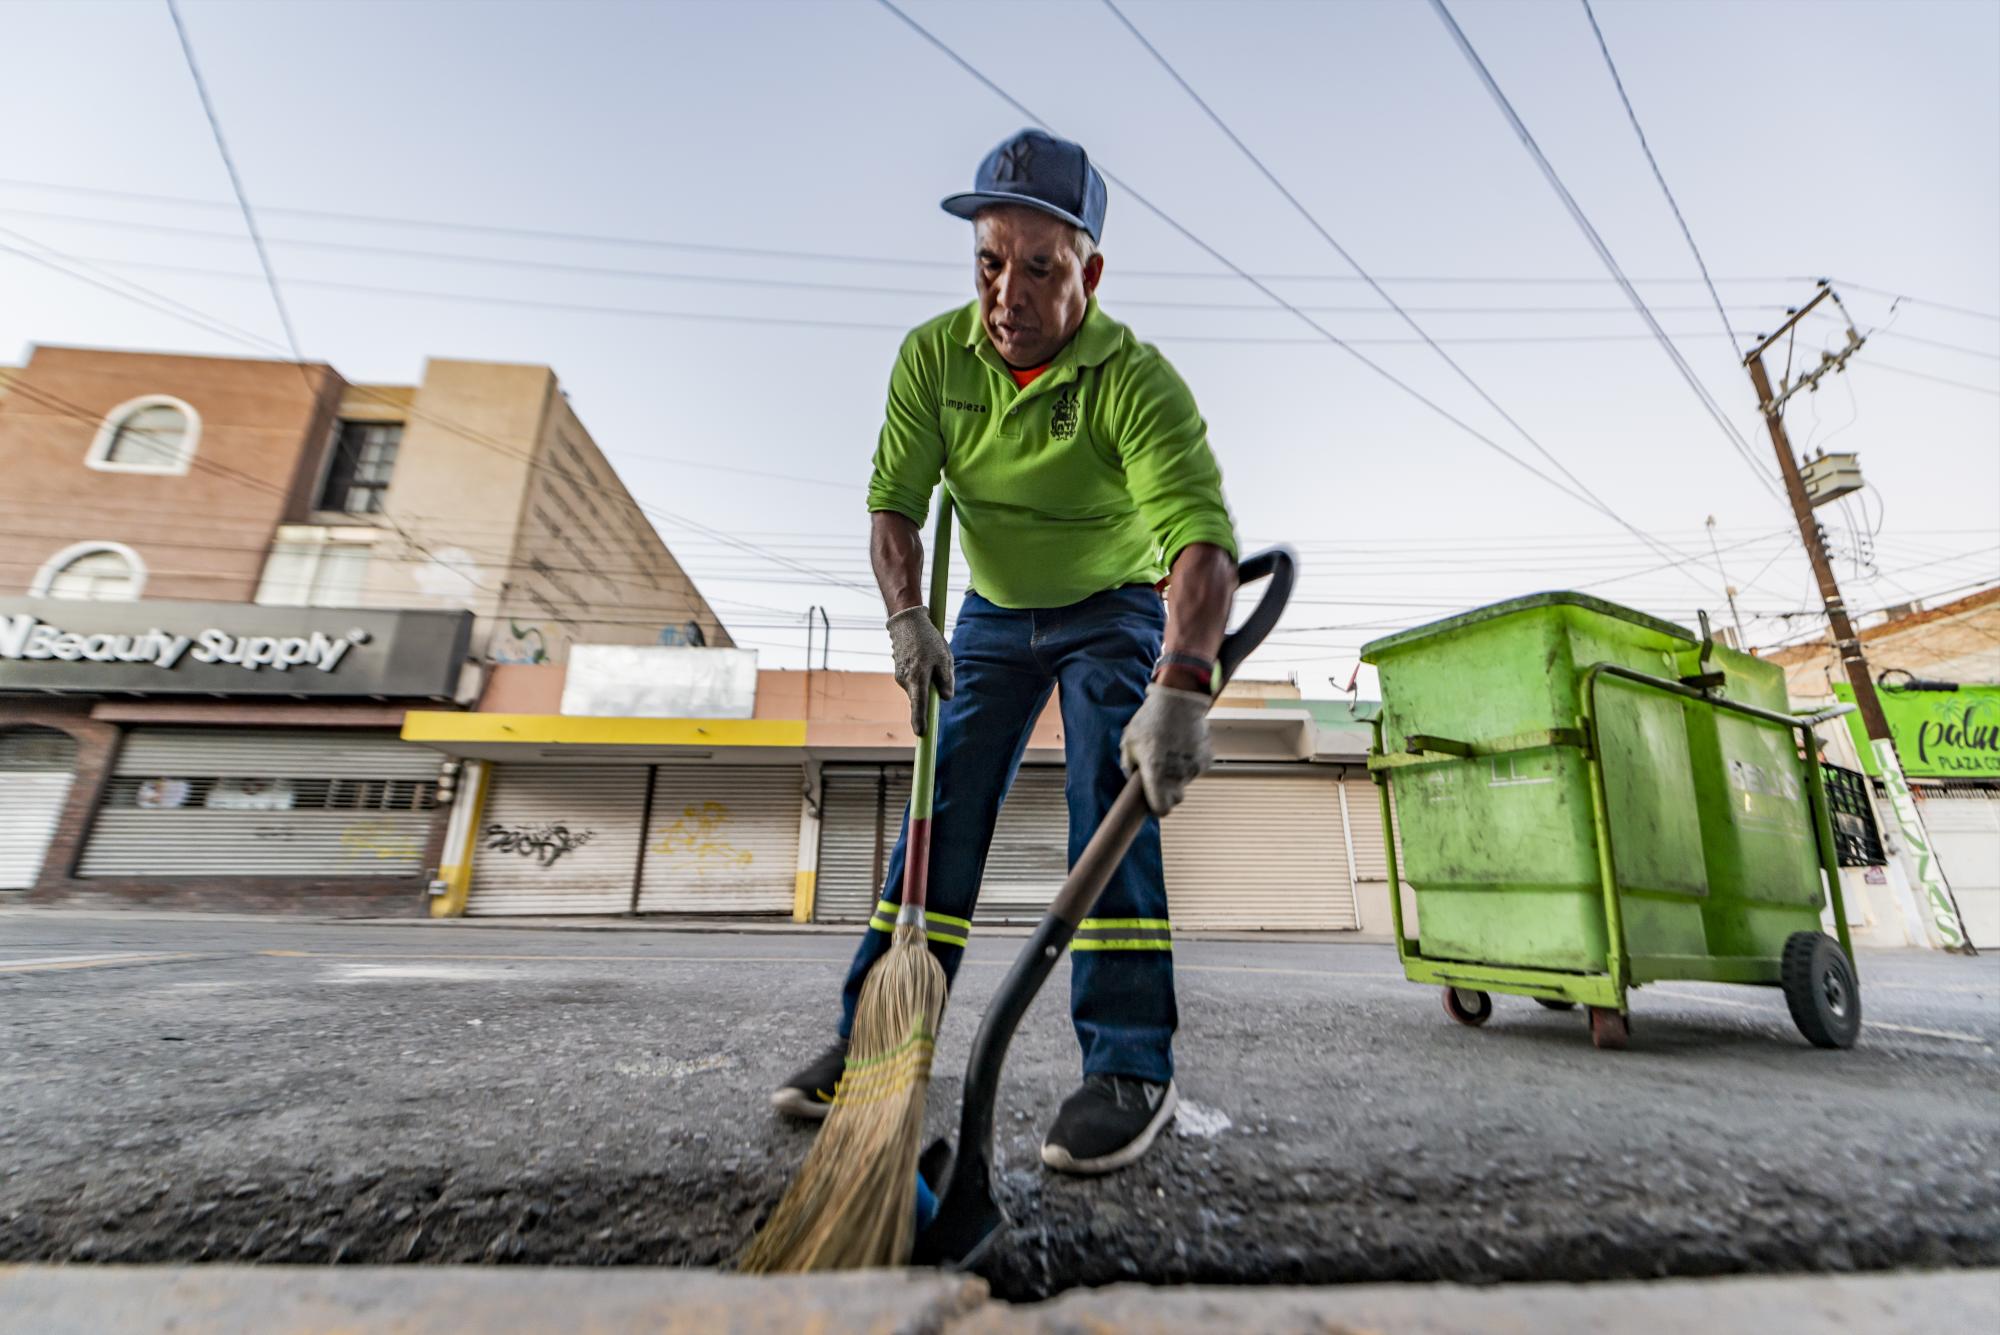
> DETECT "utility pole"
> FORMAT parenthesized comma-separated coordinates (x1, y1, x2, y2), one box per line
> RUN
(1744, 284, 1974, 952)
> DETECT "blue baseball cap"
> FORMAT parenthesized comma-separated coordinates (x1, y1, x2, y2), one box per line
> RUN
(941, 129, 1108, 244)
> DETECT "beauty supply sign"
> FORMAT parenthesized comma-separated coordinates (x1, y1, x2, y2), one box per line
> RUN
(0, 599, 472, 698)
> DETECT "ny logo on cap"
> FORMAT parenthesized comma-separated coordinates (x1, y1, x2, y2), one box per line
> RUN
(993, 139, 1036, 184)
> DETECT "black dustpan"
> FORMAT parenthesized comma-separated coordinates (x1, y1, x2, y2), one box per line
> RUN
(914, 547, 1297, 1269)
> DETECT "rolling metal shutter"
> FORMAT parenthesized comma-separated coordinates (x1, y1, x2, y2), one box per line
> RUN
(815, 766, 911, 924)
(467, 765, 648, 915)
(637, 766, 802, 914)
(0, 730, 77, 890)
(77, 729, 438, 879)
(1345, 776, 1406, 884)
(1921, 793, 2000, 950)
(1163, 771, 1357, 930)
(814, 764, 1068, 925)
(978, 767, 1069, 922)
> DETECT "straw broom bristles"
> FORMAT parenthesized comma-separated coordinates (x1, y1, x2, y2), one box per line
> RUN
(739, 921, 948, 1272)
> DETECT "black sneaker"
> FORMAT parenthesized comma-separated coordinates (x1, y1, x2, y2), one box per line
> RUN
(1041, 1074, 1179, 1175)
(770, 1039, 848, 1121)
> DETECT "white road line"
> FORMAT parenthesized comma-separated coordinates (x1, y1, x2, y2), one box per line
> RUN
(1868, 981, 1996, 997)
(263, 950, 852, 966)
(1651, 987, 1991, 1045)
(259, 950, 1405, 981)
(0, 952, 194, 974)
(1869, 1020, 1993, 1044)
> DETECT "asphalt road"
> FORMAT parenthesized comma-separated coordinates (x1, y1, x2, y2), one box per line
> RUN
(2, 912, 1996, 1300)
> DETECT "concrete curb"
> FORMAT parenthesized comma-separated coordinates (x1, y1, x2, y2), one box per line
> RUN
(0, 1266, 987, 1335)
(1, 1265, 1991, 1334)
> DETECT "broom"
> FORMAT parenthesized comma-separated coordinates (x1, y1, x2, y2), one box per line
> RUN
(739, 500, 955, 1272)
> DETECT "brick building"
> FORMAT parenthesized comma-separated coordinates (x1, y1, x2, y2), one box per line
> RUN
(0, 345, 727, 913)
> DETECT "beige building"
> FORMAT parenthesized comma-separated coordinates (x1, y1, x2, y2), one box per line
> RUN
(320, 362, 728, 661)
(0, 345, 728, 912)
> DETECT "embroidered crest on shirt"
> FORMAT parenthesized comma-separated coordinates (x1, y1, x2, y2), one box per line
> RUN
(1050, 388, 1080, 441)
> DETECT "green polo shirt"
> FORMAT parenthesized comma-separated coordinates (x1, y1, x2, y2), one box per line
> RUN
(867, 298, 1237, 610)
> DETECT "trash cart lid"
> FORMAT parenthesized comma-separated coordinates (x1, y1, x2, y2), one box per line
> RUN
(1360, 591, 1695, 661)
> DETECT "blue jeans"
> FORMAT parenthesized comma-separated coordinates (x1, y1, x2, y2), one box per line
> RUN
(836, 584, 1177, 1084)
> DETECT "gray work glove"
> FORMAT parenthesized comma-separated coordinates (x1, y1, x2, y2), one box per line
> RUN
(1120, 684, 1215, 816)
(887, 606, 953, 736)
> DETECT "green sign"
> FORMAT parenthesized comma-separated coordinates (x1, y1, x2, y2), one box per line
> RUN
(1835, 683, 2000, 779)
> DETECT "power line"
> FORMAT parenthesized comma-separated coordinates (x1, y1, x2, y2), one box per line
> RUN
(1851, 359, 2000, 398)
(164, 0, 304, 365)
(1580, 0, 1742, 363)
(1, 227, 876, 599)
(1100, 0, 1715, 595)
(874, 0, 1661, 518)
(1824, 279, 2000, 325)
(1426, 0, 1783, 500)
(0, 171, 1832, 285)
(1866, 329, 2000, 363)
(33, 249, 1814, 348)
(1790, 303, 1998, 362)
(0, 227, 285, 352)
(0, 203, 1810, 321)
(2, 377, 298, 504)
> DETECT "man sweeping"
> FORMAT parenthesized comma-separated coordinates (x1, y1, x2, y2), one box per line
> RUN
(773, 128, 1238, 1176)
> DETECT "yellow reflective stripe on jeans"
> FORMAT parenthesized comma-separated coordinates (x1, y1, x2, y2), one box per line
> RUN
(1070, 938, 1175, 952)
(873, 900, 972, 932)
(868, 914, 969, 948)
(1077, 917, 1171, 932)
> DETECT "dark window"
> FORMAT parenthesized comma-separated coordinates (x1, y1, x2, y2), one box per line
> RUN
(1822, 763, 1886, 867)
(318, 421, 402, 514)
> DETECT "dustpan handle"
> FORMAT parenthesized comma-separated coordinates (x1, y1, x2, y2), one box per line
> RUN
(1041, 545, 1295, 927)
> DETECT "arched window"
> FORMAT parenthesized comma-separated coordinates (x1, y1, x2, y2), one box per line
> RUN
(30, 541, 147, 601)
(86, 395, 200, 474)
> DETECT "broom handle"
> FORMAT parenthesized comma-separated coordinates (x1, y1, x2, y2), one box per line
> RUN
(899, 497, 954, 917)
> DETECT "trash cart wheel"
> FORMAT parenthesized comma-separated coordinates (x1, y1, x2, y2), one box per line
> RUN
(1442, 987, 1493, 1027)
(1781, 931, 1861, 1050)
(1534, 998, 1577, 1012)
(1588, 1007, 1628, 1050)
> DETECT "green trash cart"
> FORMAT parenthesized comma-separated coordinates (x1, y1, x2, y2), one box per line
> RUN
(1362, 593, 1862, 1051)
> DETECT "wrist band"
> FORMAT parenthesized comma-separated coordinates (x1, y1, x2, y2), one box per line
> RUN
(1155, 650, 1220, 696)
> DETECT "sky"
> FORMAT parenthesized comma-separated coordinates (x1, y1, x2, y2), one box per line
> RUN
(3, 0, 1996, 694)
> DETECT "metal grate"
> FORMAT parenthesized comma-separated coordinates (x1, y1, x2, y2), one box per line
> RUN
(101, 775, 436, 812)
(1822, 762, 1886, 867)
